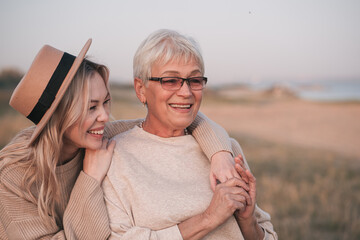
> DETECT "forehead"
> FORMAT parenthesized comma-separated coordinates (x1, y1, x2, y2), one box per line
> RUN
(152, 56, 201, 75)
(89, 72, 108, 98)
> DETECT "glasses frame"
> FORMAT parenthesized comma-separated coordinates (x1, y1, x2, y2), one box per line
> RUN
(148, 76, 208, 91)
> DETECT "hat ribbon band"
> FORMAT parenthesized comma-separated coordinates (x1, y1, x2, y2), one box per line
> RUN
(27, 52, 76, 124)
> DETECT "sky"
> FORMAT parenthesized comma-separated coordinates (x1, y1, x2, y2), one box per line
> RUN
(0, 0, 359, 86)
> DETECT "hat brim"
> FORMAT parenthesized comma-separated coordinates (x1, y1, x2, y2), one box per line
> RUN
(29, 39, 92, 145)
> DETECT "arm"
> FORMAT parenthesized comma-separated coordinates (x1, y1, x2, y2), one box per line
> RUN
(104, 118, 144, 139)
(63, 171, 110, 240)
(0, 175, 65, 239)
(188, 112, 233, 159)
(230, 138, 278, 240)
(105, 112, 233, 154)
(63, 138, 116, 239)
(189, 112, 241, 190)
(0, 163, 111, 240)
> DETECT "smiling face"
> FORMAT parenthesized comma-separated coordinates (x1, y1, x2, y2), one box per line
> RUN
(63, 71, 110, 151)
(136, 57, 203, 137)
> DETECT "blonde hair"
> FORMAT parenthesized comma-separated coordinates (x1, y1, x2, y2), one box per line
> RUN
(0, 59, 109, 225)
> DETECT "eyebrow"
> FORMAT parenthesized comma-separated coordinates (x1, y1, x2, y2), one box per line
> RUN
(90, 92, 110, 103)
(161, 69, 202, 76)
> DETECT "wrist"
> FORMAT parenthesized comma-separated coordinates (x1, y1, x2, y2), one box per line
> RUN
(236, 214, 257, 228)
(200, 210, 218, 232)
(236, 215, 264, 240)
(211, 151, 234, 163)
(83, 169, 103, 183)
(178, 211, 216, 240)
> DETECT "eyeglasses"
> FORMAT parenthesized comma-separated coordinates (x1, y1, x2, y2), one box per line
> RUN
(148, 77, 207, 91)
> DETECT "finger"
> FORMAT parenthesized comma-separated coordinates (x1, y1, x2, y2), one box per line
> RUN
(227, 189, 251, 207)
(245, 169, 257, 202)
(227, 166, 241, 180)
(234, 154, 243, 164)
(217, 175, 229, 184)
(235, 163, 249, 184)
(107, 139, 116, 152)
(233, 200, 246, 212)
(246, 169, 256, 185)
(102, 138, 109, 149)
(234, 155, 247, 170)
(229, 187, 252, 206)
(223, 178, 249, 192)
(230, 193, 247, 205)
(210, 174, 217, 192)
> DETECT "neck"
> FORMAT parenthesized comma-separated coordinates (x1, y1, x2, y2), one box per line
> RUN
(141, 119, 187, 138)
(59, 143, 80, 165)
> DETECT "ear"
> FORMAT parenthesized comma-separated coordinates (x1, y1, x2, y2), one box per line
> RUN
(134, 78, 146, 104)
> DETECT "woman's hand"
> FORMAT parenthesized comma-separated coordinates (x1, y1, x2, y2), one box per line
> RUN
(203, 177, 251, 228)
(210, 151, 241, 191)
(233, 155, 256, 220)
(83, 138, 116, 183)
(233, 155, 265, 240)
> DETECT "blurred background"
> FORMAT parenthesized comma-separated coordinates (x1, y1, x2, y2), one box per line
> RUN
(1, 0, 359, 239)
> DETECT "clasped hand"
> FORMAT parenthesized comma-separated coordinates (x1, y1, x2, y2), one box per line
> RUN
(205, 154, 256, 228)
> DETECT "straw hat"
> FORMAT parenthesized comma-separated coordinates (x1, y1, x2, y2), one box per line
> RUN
(10, 39, 92, 145)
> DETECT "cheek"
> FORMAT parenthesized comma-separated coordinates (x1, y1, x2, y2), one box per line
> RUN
(82, 117, 95, 131)
(64, 125, 79, 143)
(194, 92, 203, 104)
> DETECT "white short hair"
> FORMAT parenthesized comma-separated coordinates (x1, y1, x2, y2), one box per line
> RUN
(133, 29, 205, 84)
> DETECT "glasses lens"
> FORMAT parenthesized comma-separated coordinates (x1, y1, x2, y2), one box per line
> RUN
(189, 77, 206, 90)
(161, 77, 181, 90)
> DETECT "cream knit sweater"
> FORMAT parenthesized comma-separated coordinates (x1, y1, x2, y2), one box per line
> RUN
(0, 113, 233, 239)
(103, 126, 277, 239)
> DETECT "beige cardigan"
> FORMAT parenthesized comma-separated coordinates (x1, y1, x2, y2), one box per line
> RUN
(103, 126, 277, 239)
(0, 113, 231, 239)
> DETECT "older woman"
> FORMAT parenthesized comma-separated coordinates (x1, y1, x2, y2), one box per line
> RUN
(103, 30, 277, 239)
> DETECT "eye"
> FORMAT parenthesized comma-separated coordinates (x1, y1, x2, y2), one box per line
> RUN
(104, 99, 111, 105)
(190, 78, 202, 84)
(162, 78, 179, 84)
(89, 105, 96, 111)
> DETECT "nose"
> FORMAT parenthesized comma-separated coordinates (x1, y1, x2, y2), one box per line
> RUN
(97, 106, 109, 123)
(177, 80, 192, 97)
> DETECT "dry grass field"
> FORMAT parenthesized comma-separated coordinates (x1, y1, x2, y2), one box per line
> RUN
(1, 84, 360, 239)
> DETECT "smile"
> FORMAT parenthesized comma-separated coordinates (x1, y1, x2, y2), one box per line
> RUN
(169, 104, 192, 109)
(87, 129, 104, 135)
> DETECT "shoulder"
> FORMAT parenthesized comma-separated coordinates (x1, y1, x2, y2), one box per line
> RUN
(110, 127, 140, 164)
(112, 126, 137, 143)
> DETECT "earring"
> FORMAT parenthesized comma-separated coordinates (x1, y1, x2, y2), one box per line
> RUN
(142, 100, 147, 107)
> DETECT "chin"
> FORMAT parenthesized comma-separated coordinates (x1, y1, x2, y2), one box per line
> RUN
(173, 119, 193, 129)
(86, 141, 103, 150)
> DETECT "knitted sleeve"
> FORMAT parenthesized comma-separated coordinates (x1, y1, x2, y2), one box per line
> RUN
(0, 166, 65, 239)
(189, 112, 233, 159)
(0, 167, 110, 240)
(63, 171, 110, 240)
(230, 138, 278, 240)
(102, 177, 183, 240)
(104, 118, 143, 139)
(104, 112, 233, 160)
